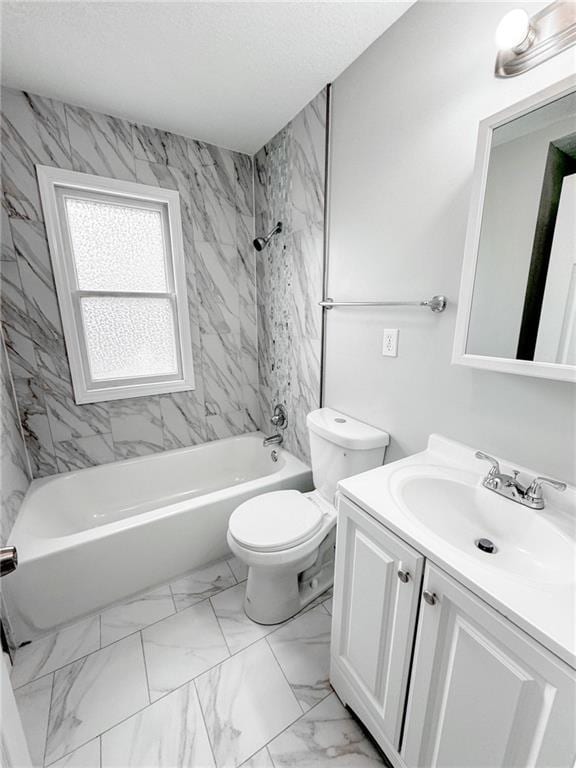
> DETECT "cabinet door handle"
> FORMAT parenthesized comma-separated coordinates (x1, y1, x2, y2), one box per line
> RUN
(397, 568, 411, 583)
(423, 590, 437, 606)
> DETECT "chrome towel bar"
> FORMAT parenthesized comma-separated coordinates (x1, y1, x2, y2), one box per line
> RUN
(319, 295, 447, 313)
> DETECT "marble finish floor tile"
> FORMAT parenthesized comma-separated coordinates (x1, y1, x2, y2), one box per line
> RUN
(170, 560, 236, 610)
(142, 599, 229, 701)
(45, 633, 149, 764)
(267, 605, 332, 712)
(308, 587, 333, 612)
(210, 582, 278, 654)
(240, 747, 274, 768)
(100, 585, 175, 646)
(11, 556, 338, 768)
(226, 555, 248, 583)
(11, 616, 100, 688)
(47, 738, 101, 768)
(196, 638, 302, 768)
(101, 681, 214, 768)
(267, 693, 385, 768)
(14, 674, 53, 766)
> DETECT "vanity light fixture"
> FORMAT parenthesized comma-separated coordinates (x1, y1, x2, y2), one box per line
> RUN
(495, 2, 576, 77)
(495, 9, 535, 53)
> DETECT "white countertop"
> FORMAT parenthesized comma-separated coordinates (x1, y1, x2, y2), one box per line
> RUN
(338, 434, 576, 670)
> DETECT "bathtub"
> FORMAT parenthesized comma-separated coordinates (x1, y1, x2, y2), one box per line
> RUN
(4, 432, 312, 644)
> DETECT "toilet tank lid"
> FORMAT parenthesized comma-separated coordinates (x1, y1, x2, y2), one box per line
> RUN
(307, 408, 390, 450)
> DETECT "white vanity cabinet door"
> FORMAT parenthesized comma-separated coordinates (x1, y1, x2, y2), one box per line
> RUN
(331, 494, 424, 755)
(402, 563, 576, 768)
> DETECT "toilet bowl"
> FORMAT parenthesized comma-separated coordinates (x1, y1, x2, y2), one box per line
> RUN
(227, 407, 389, 624)
(227, 489, 336, 624)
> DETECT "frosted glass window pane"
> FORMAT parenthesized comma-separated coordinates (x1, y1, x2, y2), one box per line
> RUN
(81, 297, 179, 380)
(65, 198, 168, 291)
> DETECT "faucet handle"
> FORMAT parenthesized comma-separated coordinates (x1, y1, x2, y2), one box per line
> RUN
(475, 451, 500, 476)
(271, 404, 287, 430)
(526, 476, 567, 504)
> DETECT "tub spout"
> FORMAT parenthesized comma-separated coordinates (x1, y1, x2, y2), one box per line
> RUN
(263, 433, 283, 447)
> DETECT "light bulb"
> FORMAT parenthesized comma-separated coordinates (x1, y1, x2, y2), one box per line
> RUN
(495, 9, 535, 52)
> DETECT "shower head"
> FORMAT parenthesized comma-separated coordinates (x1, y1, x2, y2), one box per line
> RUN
(253, 221, 282, 251)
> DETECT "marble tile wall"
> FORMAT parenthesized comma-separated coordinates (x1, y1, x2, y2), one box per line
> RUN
(254, 89, 326, 462)
(0, 323, 31, 645)
(1, 169, 32, 543)
(0, 87, 258, 476)
(0, 328, 31, 545)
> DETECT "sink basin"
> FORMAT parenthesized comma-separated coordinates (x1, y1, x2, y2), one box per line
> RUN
(389, 465, 576, 586)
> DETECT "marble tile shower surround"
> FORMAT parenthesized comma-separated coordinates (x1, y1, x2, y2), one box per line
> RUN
(0, 87, 258, 476)
(254, 89, 326, 463)
(0, 313, 31, 643)
(9, 554, 383, 768)
(0, 330, 31, 546)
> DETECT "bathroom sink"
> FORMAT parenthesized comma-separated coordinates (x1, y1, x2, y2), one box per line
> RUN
(388, 465, 576, 586)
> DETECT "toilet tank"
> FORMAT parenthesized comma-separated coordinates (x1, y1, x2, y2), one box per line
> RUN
(306, 408, 390, 504)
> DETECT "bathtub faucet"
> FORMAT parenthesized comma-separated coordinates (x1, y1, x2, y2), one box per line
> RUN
(263, 433, 283, 447)
(263, 404, 288, 448)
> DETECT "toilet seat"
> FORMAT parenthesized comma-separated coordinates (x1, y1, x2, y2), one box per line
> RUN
(228, 490, 324, 552)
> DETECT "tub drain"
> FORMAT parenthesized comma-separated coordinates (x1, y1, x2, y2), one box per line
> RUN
(475, 538, 497, 554)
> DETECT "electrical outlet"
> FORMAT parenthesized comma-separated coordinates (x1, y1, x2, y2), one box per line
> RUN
(382, 329, 399, 357)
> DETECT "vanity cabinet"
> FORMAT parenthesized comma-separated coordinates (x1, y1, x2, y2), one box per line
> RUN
(330, 495, 424, 755)
(331, 494, 576, 768)
(402, 563, 576, 768)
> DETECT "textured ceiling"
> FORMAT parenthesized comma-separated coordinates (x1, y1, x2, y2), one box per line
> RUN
(0, 1, 414, 153)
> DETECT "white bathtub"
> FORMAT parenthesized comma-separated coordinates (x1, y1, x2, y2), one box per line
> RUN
(4, 433, 312, 644)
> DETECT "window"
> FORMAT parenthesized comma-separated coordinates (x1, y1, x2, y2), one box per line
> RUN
(37, 166, 194, 403)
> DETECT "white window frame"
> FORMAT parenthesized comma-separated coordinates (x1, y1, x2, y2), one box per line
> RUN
(37, 165, 195, 403)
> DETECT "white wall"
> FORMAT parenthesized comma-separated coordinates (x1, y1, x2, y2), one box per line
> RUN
(325, 1, 576, 482)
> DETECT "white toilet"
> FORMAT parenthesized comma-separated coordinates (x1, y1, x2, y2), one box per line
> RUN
(227, 408, 390, 624)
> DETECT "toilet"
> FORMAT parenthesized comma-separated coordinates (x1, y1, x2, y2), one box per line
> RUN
(227, 407, 390, 624)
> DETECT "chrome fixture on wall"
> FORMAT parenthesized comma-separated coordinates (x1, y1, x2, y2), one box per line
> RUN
(270, 403, 288, 430)
(253, 221, 282, 251)
(262, 403, 288, 447)
(0, 546, 18, 578)
(319, 295, 447, 312)
(495, 2, 576, 77)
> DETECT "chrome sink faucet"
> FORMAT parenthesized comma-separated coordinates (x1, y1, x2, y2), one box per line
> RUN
(263, 404, 288, 447)
(475, 451, 566, 510)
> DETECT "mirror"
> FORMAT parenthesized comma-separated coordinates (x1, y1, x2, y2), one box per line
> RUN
(454, 77, 576, 382)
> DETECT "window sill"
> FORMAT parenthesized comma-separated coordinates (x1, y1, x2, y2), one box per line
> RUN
(74, 379, 196, 405)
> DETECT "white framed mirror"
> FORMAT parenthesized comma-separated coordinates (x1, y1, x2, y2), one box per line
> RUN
(453, 76, 576, 383)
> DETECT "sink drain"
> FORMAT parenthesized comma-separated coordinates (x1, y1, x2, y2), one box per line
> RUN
(475, 538, 497, 554)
